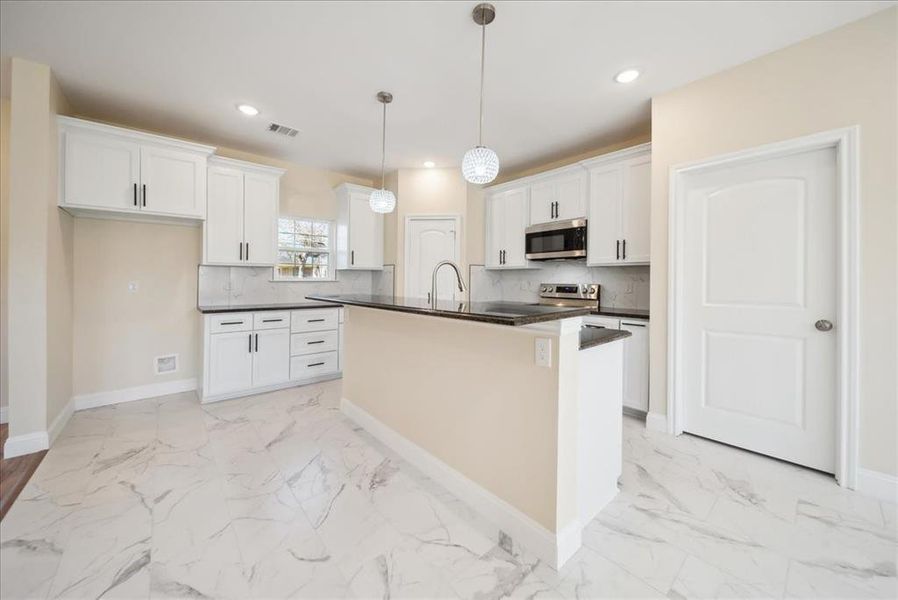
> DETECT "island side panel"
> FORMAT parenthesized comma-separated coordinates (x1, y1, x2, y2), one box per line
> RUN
(342, 305, 565, 533)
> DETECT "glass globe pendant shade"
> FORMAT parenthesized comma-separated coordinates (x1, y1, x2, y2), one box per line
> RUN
(462, 145, 499, 184)
(369, 188, 396, 214)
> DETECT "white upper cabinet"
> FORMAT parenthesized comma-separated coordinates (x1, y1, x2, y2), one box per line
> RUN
(334, 183, 383, 270)
(584, 144, 651, 265)
(63, 131, 140, 211)
(204, 157, 284, 266)
(528, 169, 588, 225)
(485, 186, 530, 269)
(58, 116, 214, 221)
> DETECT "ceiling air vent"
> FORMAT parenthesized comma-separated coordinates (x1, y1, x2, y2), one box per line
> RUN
(267, 122, 300, 137)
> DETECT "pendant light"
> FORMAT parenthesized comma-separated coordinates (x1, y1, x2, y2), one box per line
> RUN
(462, 3, 499, 185)
(370, 91, 397, 213)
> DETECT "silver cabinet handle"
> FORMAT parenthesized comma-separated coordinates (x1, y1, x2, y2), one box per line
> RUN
(815, 319, 833, 332)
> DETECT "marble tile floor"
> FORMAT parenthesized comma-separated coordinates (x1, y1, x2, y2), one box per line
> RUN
(1, 380, 895, 599)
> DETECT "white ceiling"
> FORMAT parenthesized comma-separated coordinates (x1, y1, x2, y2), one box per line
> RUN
(1, 1, 892, 178)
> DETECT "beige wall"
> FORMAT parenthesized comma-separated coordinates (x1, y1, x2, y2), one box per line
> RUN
(6, 57, 71, 436)
(1, 97, 10, 412)
(70, 141, 371, 397)
(342, 306, 579, 532)
(649, 8, 898, 476)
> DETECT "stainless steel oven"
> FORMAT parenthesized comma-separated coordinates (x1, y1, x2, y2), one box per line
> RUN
(524, 218, 587, 260)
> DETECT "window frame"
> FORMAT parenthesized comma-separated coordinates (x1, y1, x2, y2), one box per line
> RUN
(272, 216, 336, 282)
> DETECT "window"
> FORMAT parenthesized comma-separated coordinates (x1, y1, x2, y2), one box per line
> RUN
(274, 217, 333, 281)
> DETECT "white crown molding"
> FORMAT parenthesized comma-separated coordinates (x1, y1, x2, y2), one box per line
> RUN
(208, 155, 286, 177)
(58, 115, 216, 155)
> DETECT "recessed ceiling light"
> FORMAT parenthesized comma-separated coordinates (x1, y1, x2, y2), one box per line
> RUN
(614, 69, 640, 84)
(237, 104, 259, 116)
(423, 161, 436, 168)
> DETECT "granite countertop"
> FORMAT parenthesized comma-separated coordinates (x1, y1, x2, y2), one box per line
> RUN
(591, 307, 650, 320)
(579, 326, 632, 350)
(197, 301, 341, 314)
(306, 294, 591, 326)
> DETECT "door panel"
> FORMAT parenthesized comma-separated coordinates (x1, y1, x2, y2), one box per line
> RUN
(621, 321, 649, 412)
(621, 157, 651, 263)
(207, 332, 253, 396)
(406, 219, 458, 301)
(243, 172, 278, 265)
(681, 146, 837, 473)
(529, 182, 555, 224)
(587, 165, 623, 265)
(140, 145, 205, 217)
(63, 131, 140, 211)
(252, 328, 290, 387)
(486, 193, 505, 268)
(555, 174, 587, 220)
(502, 188, 530, 267)
(205, 167, 244, 264)
(348, 192, 382, 268)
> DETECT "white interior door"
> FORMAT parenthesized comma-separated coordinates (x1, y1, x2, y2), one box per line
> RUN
(405, 217, 459, 302)
(681, 146, 837, 473)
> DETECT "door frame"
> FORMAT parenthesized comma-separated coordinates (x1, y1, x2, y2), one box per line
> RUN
(667, 126, 860, 488)
(403, 215, 463, 300)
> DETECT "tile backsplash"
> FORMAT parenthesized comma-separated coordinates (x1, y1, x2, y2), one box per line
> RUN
(197, 265, 393, 307)
(469, 262, 649, 309)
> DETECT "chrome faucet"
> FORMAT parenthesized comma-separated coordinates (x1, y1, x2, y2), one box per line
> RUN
(430, 260, 466, 307)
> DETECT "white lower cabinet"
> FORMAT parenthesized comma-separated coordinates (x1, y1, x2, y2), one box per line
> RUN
(202, 307, 342, 402)
(583, 315, 650, 413)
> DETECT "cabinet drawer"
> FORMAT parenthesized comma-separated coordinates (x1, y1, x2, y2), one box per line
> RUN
(253, 311, 290, 330)
(291, 330, 338, 356)
(290, 351, 339, 380)
(209, 312, 253, 333)
(583, 316, 621, 330)
(291, 309, 338, 333)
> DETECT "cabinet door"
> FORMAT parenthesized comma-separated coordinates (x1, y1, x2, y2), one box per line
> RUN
(252, 328, 290, 388)
(348, 191, 383, 269)
(243, 172, 279, 265)
(63, 131, 140, 211)
(621, 156, 651, 264)
(501, 188, 530, 268)
(139, 145, 206, 217)
(205, 167, 244, 264)
(621, 321, 649, 412)
(587, 164, 623, 265)
(207, 331, 254, 396)
(529, 182, 555, 224)
(555, 172, 588, 220)
(485, 192, 505, 268)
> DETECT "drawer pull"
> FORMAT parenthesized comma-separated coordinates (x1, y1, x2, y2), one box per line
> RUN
(308, 362, 325, 367)
(221, 320, 243, 326)
(307, 318, 326, 323)
(307, 340, 325, 345)
(262, 318, 283, 323)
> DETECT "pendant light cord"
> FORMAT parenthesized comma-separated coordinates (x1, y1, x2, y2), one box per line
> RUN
(478, 17, 486, 146)
(381, 100, 387, 190)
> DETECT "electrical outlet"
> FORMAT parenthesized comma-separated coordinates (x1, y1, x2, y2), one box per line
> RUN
(535, 338, 551, 367)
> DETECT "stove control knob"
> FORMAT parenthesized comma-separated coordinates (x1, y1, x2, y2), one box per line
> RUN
(541, 286, 550, 293)
(589, 285, 597, 293)
(581, 284, 588, 293)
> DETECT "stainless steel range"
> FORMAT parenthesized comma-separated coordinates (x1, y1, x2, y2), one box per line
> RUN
(537, 283, 600, 309)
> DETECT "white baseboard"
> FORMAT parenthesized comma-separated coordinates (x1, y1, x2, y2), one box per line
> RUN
(48, 398, 74, 445)
(645, 411, 669, 433)
(200, 373, 341, 404)
(73, 378, 197, 411)
(856, 468, 898, 504)
(3, 431, 49, 459)
(0, 405, 7, 424)
(341, 397, 581, 570)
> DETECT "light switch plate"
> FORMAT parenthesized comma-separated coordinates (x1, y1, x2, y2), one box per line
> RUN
(535, 338, 552, 367)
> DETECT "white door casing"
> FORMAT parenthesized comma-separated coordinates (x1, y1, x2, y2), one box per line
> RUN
(404, 216, 461, 302)
(669, 127, 860, 485)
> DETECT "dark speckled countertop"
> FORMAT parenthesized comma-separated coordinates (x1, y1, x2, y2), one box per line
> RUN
(579, 326, 631, 350)
(197, 302, 340, 314)
(306, 294, 590, 326)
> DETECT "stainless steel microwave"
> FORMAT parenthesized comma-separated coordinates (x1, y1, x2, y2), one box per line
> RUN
(524, 218, 587, 260)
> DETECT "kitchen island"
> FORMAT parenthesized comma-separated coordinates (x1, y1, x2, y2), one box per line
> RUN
(307, 294, 629, 569)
